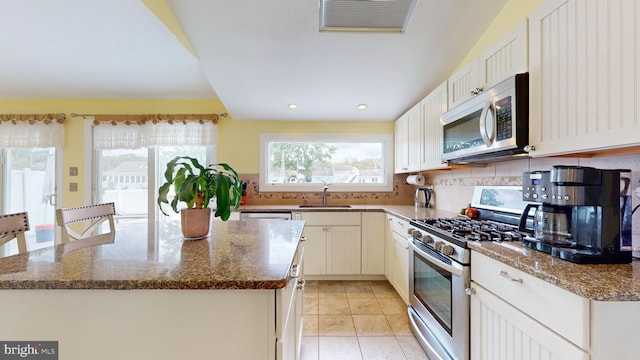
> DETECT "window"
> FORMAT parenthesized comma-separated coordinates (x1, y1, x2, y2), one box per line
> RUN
(95, 146, 211, 223)
(260, 133, 393, 192)
(88, 113, 220, 224)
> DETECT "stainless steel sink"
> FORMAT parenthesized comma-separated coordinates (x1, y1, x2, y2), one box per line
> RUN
(298, 205, 352, 208)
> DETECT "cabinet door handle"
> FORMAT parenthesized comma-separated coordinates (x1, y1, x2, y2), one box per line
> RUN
(296, 279, 306, 290)
(290, 263, 300, 278)
(499, 270, 523, 283)
(464, 287, 476, 296)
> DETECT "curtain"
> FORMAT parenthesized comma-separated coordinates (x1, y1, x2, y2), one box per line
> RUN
(91, 113, 221, 150)
(0, 114, 65, 148)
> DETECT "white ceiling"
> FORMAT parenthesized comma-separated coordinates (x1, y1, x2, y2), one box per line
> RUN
(0, 0, 508, 121)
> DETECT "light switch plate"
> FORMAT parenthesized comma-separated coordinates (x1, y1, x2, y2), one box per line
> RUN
(69, 182, 78, 192)
(69, 167, 78, 176)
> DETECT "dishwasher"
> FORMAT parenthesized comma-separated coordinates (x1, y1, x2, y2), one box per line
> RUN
(239, 212, 292, 221)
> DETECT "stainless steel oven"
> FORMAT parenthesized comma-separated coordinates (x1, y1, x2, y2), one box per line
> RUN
(408, 227, 470, 360)
(408, 186, 533, 360)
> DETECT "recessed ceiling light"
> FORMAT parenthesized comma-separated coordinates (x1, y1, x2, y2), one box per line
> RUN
(288, 104, 298, 110)
(357, 104, 368, 111)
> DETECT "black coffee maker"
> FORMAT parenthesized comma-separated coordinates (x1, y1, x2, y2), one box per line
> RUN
(520, 165, 632, 264)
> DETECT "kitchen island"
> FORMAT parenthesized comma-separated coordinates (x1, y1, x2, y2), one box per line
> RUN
(0, 219, 305, 360)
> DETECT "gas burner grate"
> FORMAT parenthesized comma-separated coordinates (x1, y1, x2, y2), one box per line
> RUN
(413, 217, 529, 242)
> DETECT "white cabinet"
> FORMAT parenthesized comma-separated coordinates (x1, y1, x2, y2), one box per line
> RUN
(326, 226, 361, 274)
(448, 59, 480, 111)
(301, 225, 327, 275)
(469, 251, 589, 360)
(394, 103, 421, 173)
(384, 215, 395, 282)
(470, 283, 588, 360)
(299, 212, 361, 275)
(528, 0, 640, 156)
(277, 243, 305, 360)
(448, 19, 528, 110)
(392, 231, 410, 303)
(385, 213, 410, 304)
(419, 80, 449, 170)
(394, 112, 409, 173)
(361, 212, 386, 275)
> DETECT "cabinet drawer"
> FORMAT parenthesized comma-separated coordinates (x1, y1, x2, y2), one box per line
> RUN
(300, 212, 360, 226)
(471, 251, 589, 349)
(389, 216, 409, 236)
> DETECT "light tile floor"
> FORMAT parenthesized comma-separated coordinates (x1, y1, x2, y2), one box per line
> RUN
(301, 280, 428, 360)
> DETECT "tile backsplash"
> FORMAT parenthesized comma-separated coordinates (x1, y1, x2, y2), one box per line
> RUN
(238, 173, 416, 206)
(423, 152, 640, 249)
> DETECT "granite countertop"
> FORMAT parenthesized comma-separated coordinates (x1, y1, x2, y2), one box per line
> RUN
(239, 204, 458, 222)
(0, 219, 304, 290)
(468, 240, 640, 301)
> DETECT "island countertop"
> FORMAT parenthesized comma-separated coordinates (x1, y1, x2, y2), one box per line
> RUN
(0, 219, 305, 290)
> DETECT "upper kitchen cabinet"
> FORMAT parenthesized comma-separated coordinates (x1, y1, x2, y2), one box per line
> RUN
(394, 103, 421, 173)
(448, 20, 529, 110)
(528, 0, 640, 157)
(419, 81, 450, 170)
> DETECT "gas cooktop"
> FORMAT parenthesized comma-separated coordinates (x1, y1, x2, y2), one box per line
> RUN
(410, 185, 534, 248)
(412, 217, 529, 243)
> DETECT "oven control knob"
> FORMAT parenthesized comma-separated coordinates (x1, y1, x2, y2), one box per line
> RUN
(434, 241, 443, 251)
(407, 227, 415, 235)
(421, 234, 433, 244)
(441, 245, 455, 256)
(411, 230, 422, 238)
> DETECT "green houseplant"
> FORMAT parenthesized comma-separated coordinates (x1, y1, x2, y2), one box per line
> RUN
(157, 156, 242, 238)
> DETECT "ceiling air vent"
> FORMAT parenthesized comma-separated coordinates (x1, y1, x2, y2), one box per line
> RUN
(320, 0, 417, 33)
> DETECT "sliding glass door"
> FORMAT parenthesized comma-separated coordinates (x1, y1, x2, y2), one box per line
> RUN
(95, 146, 209, 224)
(1, 148, 58, 255)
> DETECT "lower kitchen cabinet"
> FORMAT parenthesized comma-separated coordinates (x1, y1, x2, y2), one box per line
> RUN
(298, 212, 361, 276)
(470, 283, 588, 360)
(326, 226, 361, 274)
(385, 213, 410, 304)
(300, 225, 327, 275)
(470, 251, 589, 359)
(392, 231, 410, 303)
(361, 212, 386, 275)
(277, 243, 305, 360)
(469, 251, 640, 360)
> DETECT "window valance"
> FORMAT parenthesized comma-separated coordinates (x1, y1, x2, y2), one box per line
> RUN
(91, 113, 222, 150)
(92, 113, 221, 126)
(0, 113, 66, 148)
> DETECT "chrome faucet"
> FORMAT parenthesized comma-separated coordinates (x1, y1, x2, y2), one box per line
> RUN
(322, 185, 329, 206)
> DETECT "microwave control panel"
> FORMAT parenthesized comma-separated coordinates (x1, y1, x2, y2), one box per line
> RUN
(495, 96, 512, 141)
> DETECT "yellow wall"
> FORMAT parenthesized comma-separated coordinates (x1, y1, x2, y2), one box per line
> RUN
(1, 0, 547, 207)
(455, 0, 547, 71)
(1, 99, 392, 206)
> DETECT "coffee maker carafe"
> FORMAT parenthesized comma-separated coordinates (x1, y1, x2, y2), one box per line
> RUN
(521, 166, 632, 264)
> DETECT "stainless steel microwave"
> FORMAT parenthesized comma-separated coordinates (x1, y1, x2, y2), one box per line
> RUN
(441, 73, 529, 164)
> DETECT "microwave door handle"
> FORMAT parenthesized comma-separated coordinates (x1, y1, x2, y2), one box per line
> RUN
(479, 100, 495, 147)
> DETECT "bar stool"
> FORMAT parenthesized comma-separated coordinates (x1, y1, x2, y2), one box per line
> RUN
(56, 202, 116, 243)
(0, 212, 29, 254)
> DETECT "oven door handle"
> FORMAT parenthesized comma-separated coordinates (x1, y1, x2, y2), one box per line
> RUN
(411, 241, 465, 277)
(408, 311, 450, 360)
